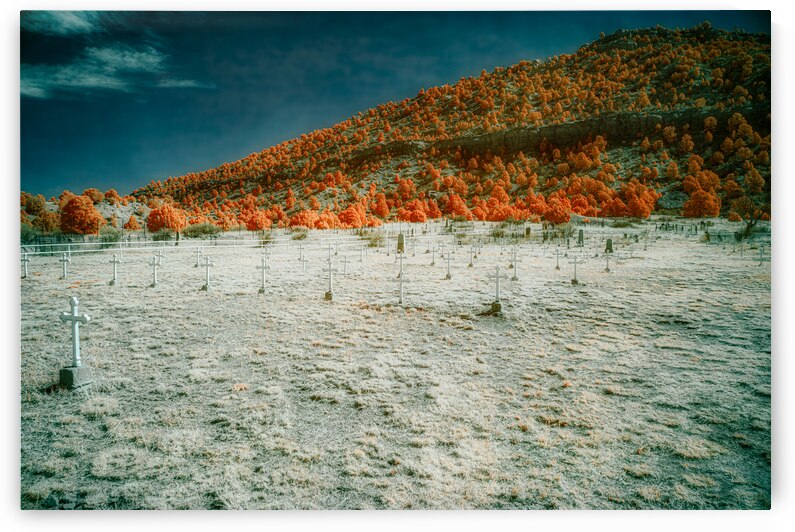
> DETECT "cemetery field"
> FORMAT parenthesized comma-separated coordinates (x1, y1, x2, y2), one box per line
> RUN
(19, 220, 771, 509)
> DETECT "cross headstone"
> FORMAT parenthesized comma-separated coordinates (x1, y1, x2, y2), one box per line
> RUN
(298, 243, 305, 262)
(256, 254, 270, 294)
(555, 247, 561, 270)
(21, 252, 30, 279)
(430, 246, 436, 266)
(59, 252, 71, 279)
(322, 247, 337, 300)
(508, 247, 521, 281)
(340, 255, 350, 274)
(359, 245, 365, 263)
(109, 253, 121, 286)
(391, 253, 410, 304)
(604, 253, 611, 273)
(155, 249, 165, 266)
(299, 255, 309, 272)
(195, 246, 202, 268)
(605, 238, 613, 253)
(397, 233, 405, 254)
(444, 252, 453, 280)
(468, 246, 475, 268)
(569, 256, 585, 285)
(486, 265, 510, 313)
(58, 296, 93, 388)
(577, 229, 584, 247)
(149, 253, 160, 287)
(200, 255, 214, 291)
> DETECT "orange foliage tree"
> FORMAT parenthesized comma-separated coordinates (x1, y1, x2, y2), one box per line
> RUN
(124, 215, 140, 230)
(683, 189, 721, 218)
(61, 195, 105, 234)
(147, 204, 187, 233)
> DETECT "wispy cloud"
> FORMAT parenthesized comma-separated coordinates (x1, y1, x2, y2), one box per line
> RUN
(21, 43, 214, 99)
(157, 78, 216, 90)
(21, 11, 102, 36)
(21, 44, 165, 98)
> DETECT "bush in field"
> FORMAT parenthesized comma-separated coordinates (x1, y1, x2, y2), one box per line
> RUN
(21, 224, 40, 245)
(99, 225, 122, 247)
(182, 222, 222, 239)
(152, 229, 175, 241)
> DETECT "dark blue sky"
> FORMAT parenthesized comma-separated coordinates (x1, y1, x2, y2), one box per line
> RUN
(20, 11, 770, 198)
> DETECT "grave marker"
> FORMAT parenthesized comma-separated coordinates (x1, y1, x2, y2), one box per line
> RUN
(468, 246, 475, 268)
(195, 246, 202, 268)
(340, 255, 350, 274)
(109, 254, 121, 286)
(59, 296, 93, 389)
(21, 252, 30, 279)
(149, 254, 160, 287)
(577, 229, 584, 247)
(569, 256, 585, 285)
(256, 254, 270, 294)
(397, 233, 405, 254)
(391, 253, 410, 304)
(444, 252, 453, 280)
(487, 265, 510, 313)
(509, 247, 521, 281)
(604, 253, 611, 273)
(430, 247, 436, 266)
(322, 247, 337, 300)
(59, 252, 71, 279)
(555, 247, 561, 270)
(299, 255, 309, 272)
(200, 255, 214, 291)
(605, 238, 613, 253)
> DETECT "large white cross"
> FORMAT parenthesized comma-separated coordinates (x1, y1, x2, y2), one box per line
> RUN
(149, 253, 160, 287)
(256, 254, 270, 293)
(109, 253, 121, 285)
(59, 252, 71, 279)
(444, 252, 453, 280)
(60, 296, 91, 367)
(487, 265, 510, 303)
(201, 255, 215, 290)
(21, 252, 30, 279)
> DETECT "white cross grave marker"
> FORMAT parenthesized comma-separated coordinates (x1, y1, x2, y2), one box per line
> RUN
(444, 252, 453, 280)
(300, 255, 309, 272)
(555, 247, 561, 270)
(508, 247, 522, 281)
(195, 246, 202, 267)
(340, 255, 350, 274)
(322, 247, 337, 300)
(155, 249, 165, 266)
(569, 255, 585, 285)
(60, 252, 71, 279)
(468, 246, 475, 268)
(149, 253, 160, 287)
(60, 296, 91, 367)
(201, 255, 215, 290)
(21, 252, 30, 279)
(486, 265, 510, 312)
(109, 253, 121, 285)
(430, 246, 436, 266)
(391, 253, 411, 304)
(256, 254, 270, 294)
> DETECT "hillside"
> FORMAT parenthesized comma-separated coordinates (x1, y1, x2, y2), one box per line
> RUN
(22, 22, 771, 233)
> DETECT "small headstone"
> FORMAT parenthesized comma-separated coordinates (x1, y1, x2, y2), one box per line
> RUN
(605, 238, 613, 253)
(397, 233, 405, 254)
(577, 229, 584, 247)
(195, 246, 202, 268)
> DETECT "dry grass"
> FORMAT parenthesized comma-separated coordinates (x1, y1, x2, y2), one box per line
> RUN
(20, 218, 771, 509)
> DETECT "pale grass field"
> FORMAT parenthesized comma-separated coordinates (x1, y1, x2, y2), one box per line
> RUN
(20, 219, 770, 509)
